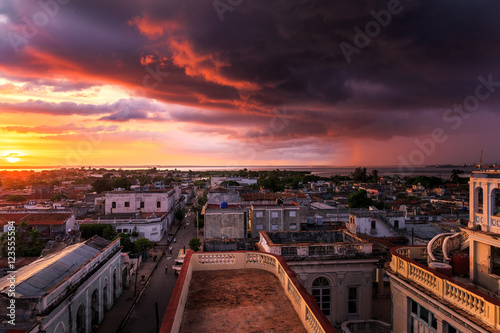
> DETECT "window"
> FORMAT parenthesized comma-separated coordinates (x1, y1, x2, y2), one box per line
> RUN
(157, 201, 161, 208)
(255, 211, 263, 218)
(409, 298, 437, 332)
(117, 229, 122, 233)
(91, 289, 99, 327)
(76, 304, 86, 333)
(289, 211, 296, 217)
(282, 247, 297, 256)
(444, 322, 460, 333)
(394, 220, 399, 229)
(492, 246, 500, 275)
(348, 287, 358, 314)
(112, 202, 116, 208)
(312, 277, 330, 316)
(309, 246, 335, 256)
(289, 223, 297, 230)
(140, 201, 145, 208)
(124, 201, 130, 207)
(271, 212, 279, 218)
(271, 224, 279, 231)
(371, 220, 376, 229)
(256, 224, 263, 230)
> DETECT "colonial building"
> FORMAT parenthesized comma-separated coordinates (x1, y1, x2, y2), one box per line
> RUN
(258, 229, 379, 326)
(387, 170, 500, 333)
(347, 208, 406, 237)
(104, 188, 180, 215)
(0, 236, 121, 333)
(0, 211, 76, 239)
(203, 203, 248, 239)
(248, 203, 301, 238)
(160, 250, 335, 333)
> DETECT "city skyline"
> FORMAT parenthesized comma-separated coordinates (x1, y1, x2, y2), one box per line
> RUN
(1, 1, 500, 168)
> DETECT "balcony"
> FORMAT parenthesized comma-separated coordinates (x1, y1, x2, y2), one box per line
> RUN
(341, 320, 392, 333)
(161, 251, 335, 333)
(388, 246, 500, 331)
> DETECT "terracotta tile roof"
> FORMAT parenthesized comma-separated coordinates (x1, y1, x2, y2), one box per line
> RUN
(0, 212, 72, 227)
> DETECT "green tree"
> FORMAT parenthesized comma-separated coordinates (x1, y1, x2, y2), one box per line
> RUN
(134, 238, 153, 253)
(370, 169, 379, 182)
(6, 195, 27, 202)
(102, 225, 116, 240)
(351, 167, 368, 182)
(451, 169, 465, 183)
(347, 189, 373, 208)
(50, 193, 67, 201)
(111, 177, 132, 190)
(117, 233, 134, 252)
(91, 178, 112, 193)
(175, 209, 185, 222)
(1, 225, 45, 257)
(189, 237, 201, 252)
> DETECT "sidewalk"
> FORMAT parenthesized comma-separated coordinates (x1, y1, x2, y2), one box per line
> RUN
(97, 224, 184, 333)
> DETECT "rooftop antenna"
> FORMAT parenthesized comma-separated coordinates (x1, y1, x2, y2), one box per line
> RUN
(478, 150, 484, 169)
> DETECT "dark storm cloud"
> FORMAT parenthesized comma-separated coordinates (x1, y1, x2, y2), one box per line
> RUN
(2, 0, 500, 144)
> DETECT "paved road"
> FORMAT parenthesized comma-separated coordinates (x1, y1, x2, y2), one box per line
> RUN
(120, 210, 198, 333)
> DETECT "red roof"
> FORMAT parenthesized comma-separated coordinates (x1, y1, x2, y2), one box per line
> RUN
(0, 212, 72, 227)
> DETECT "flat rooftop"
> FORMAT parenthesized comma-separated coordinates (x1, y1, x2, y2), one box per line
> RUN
(180, 269, 306, 333)
(265, 229, 364, 245)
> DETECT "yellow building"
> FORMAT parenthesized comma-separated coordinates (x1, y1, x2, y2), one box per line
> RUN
(387, 170, 500, 333)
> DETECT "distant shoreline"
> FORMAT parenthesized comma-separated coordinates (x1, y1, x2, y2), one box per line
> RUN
(0, 165, 476, 178)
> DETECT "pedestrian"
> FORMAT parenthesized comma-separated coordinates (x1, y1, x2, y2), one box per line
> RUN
(169, 246, 172, 254)
(165, 265, 168, 274)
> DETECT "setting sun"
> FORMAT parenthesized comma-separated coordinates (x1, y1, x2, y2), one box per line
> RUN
(6, 156, 20, 163)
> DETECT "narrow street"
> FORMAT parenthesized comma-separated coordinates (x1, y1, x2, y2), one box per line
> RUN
(120, 209, 198, 333)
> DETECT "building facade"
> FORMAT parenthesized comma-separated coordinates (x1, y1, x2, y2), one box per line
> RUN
(249, 204, 301, 238)
(348, 209, 406, 237)
(0, 236, 122, 333)
(203, 204, 248, 239)
(259, 230, 379, 326)
(387, 170, 500, 333)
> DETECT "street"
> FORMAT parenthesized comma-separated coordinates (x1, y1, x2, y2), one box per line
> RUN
(120, 210, 198, 333)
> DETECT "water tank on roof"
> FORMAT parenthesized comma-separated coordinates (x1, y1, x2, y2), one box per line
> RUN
(220, 201, 228, 209)
(307, 217, 314, 225)
(316, 215, 323, 226)
(429, 262, 452, 277)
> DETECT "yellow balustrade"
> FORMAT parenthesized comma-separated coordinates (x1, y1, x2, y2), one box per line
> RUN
(391, 247, 500, 330)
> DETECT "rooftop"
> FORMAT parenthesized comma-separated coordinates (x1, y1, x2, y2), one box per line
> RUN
(0, 211, 73, 227)
(180, 269, 306, 333)
(0, 236, 114, 298)
(263, 229, 367, 245)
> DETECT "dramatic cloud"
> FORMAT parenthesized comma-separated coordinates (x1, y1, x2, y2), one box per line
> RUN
(1, 0, 500, 166)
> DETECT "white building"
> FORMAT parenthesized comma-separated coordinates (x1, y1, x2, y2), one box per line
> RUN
(0, 236, 122, 333)
(249, 204, 301, 238)
(104, 188, 179, 215)
(347, 208, 406, 237)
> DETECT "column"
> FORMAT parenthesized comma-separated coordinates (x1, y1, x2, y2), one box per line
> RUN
(376, 267, 385, 298)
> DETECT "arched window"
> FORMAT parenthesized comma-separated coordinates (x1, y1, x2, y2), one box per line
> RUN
(312, 277, 330, 316)
(54, 322, 66, 333)
(76, 304, 85, 333)
(103, 284, 108, 312)
(476, 187, 484, 213)
(491, 188, 500, 215)
(113, 269, 118, 300)
(371, 221, 376, 229)
(91, 289, 99, 327)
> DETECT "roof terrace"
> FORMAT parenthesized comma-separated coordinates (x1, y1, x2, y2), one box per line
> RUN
(181, 269, 306, 332)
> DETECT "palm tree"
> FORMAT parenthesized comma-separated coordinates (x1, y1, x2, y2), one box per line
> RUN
(451, 169, 464, 183)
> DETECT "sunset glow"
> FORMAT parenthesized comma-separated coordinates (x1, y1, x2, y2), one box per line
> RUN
(0, 1, 499, 168)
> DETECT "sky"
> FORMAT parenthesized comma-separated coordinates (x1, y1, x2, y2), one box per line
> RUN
(1, 0, 500, 169)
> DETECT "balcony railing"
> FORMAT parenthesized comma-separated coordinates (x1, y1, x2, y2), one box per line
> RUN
(389, 246, 500, 330)
(161, 251, 335, 333)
